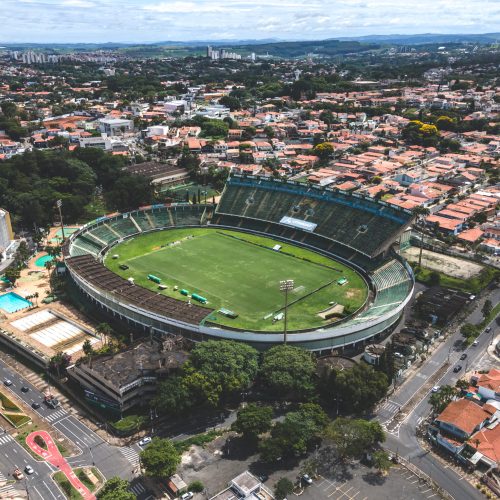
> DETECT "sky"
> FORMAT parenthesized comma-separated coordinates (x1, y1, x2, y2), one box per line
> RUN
(2, 0, 499, 43)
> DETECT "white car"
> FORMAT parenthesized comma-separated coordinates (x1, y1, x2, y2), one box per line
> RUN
(181, 493, 194, 500)
(24, 465, 34, 475)
(302, 474, 313, 485)
(431, 386, 440, 393)
(138, 437, 152, 447)
(472, 340, 479, 346)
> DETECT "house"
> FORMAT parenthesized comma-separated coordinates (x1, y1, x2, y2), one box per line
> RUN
(98, 118, 133, 136)
(471, 369, 500, 402)
(435, 399, 497, 441)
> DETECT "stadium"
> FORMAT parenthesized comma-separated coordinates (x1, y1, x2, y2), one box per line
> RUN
(63, 174, 415, 352)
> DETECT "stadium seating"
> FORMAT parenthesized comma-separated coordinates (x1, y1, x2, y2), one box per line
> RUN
(131, 211, 154, 232)
(110, 217, 139, 237)
(216, 177, 411, 258)
(87, 224, 120, 245)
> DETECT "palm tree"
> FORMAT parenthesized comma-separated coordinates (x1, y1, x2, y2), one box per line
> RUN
(411, 206, 431, 267)
(96, 322, 112, 346)
(44, 260, 53, 291)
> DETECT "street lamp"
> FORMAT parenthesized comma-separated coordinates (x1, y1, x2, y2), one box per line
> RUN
(280, 279, 294, 344)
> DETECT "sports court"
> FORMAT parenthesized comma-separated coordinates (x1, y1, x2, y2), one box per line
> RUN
(106, 228, 368, 331)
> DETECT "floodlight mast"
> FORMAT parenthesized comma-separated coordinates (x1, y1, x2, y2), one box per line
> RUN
(280, 279, 294, 344)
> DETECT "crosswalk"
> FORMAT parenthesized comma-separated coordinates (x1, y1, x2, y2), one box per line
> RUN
(45, 409, 67, 423)
(0, 483, 16, 496)
(120, 446, 141, 467)
(380, 400, 400, 413)
(0, 434, 14, 447)
(129, 481, 146, 496)
(0, 470, 9, 482)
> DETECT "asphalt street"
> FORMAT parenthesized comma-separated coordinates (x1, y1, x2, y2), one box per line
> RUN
(376, 287, 500, 500)
(0, 360, 145, 499)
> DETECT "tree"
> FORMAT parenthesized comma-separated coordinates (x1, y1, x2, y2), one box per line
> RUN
(429, 385, 457, 414)
(264, 125, 275, 140)
(219, 95, 241, 111)
(313, 142, 334, 160)
(325, 363, 388, 414)
(274, 478, 294, 500)
(96, 322, 112, 344)
(231, 404, 273, 441)
(324, 418, 385, 460)
(104, 174, 154, 212)
(460, 323, 479, 340)
(428, 271, 441, 287)
(97, 477, 135, 500)
(4, 266, 21, 286)
(140, 438, 180, 478)
(260, 345, 316, 400)
(372, 450, 392, 475)
(482, 299, 492, 319)
(183, 340, 259, 407)
(49, 351, 71, 378)
(259, 404, 328, 461)
(153, 375, 193, 415)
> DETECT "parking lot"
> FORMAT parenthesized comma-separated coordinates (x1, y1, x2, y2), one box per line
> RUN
(299, 465, 438, 500)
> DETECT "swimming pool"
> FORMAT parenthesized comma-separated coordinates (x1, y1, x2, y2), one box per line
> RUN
(0, 292, 32, 313)
(35, 255, 54, 267)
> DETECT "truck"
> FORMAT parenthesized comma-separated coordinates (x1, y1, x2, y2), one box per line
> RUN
(44, 394, 60, 409)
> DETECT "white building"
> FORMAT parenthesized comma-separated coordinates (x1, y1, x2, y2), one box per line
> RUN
(0, 209, 14, 259)
(98, 118, 134, 136)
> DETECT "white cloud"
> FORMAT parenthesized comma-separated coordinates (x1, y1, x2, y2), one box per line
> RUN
(2, 0, 499, 43)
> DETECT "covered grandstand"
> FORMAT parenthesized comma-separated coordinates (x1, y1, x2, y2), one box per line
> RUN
(64, 178, 415, 352)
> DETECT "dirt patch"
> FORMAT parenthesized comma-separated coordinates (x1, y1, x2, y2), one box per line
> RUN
(402, 247, 483, 279)
(318, 304, 344, 320)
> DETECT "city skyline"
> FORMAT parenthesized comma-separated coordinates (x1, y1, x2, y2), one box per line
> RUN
(3, 0, 500, 44)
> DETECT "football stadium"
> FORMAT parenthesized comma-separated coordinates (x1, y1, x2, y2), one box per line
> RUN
(64, 175, 415, 351)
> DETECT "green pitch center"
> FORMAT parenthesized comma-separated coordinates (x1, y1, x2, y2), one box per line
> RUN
(105, 228, 368, 332)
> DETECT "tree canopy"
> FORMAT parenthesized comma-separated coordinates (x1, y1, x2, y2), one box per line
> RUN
(324, 418, 385, 460)
(183, 340, 259, 407)
(139, 438, 180, 478)
(231, 403, 273, 440)
(97, 477, 135, 500)
(260, 345, 316, 399)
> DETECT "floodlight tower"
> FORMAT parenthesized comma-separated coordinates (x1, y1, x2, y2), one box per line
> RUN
(280, 279, 294, 344)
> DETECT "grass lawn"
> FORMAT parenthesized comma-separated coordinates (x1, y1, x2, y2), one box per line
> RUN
(413, 265, 499, 294)
(3, 413, 30, 427)
(105, 228, 368, 331)
(0, 391, 22, 412)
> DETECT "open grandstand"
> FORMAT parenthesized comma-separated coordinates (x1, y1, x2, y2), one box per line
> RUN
(64, 175, 415, 351)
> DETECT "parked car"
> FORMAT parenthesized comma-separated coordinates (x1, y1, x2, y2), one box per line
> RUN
(4, 379, 12, 386)
(181, 493, 194, 500)
(431, 386, 440, 393)
(472, 340, 479, 346)
(32, 402, 41, 409)
(24, 465, 34, 475)
(138, 437, 152, 447)
(302, 474, 313, 485)
(485, 327, 492, 333)
(460, 353, 467, 361)
(453, 365, 462, 373)
(21, 386, 29, 393)
(258, 474, 269, 483)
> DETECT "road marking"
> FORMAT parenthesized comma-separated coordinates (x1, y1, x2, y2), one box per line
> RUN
(43, 480, 60, 500)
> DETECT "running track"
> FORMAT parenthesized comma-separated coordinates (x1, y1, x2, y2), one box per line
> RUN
(26, 430, 96, 500)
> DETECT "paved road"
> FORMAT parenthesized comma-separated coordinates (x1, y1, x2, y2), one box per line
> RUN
(376, 288, 500, 500)
(0, 360, 135, 499)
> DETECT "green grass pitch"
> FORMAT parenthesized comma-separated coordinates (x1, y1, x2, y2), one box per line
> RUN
(105, 228, 368, 332)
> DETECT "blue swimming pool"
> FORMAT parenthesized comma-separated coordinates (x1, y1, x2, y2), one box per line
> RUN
(35, 254, 54, 267)
(0, 292, 32, 313)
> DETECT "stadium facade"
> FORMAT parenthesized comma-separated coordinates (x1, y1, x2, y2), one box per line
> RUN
(64, 175, 415, 352)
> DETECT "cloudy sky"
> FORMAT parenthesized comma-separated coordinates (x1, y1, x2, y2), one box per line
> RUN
(3, 0, 499, 43)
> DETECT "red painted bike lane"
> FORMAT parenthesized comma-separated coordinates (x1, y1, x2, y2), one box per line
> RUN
(26, 430, 96, 500)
